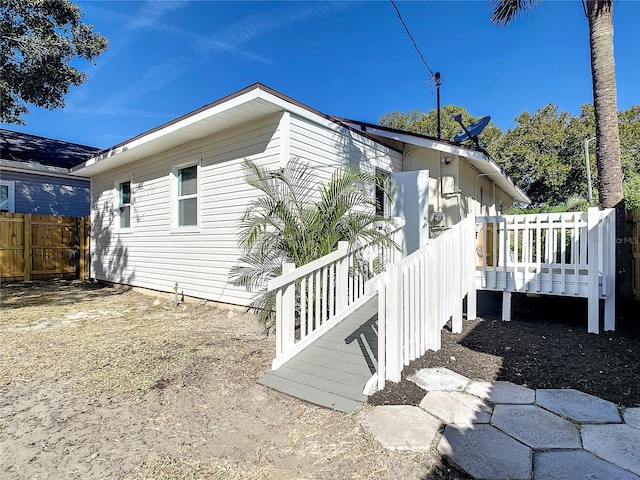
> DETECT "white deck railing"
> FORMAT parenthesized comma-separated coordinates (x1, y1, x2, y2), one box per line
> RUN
(475, 207, 616, 333)
(267, 220, 404, 370)
(366, 215, 476, 390)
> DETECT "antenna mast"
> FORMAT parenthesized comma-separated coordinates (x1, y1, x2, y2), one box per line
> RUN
(435, 72, 442, 139)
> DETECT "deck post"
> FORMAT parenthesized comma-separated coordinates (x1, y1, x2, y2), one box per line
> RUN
(603, 208, 616, 331)
(376, 274, 387, 391)
(335, 241, 349, 312)
(466, 215, 477, 321)
(587, 207, 599, 333)
(276, 263, 296, 361)
(502, 291, 512, 322)
(386, 263, 403, 383)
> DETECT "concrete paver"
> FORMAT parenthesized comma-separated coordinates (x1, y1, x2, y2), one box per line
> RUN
(491, 404, 582, 449)
(361, 405, 441, 452)
(420, 390, 492, 426)
(623, 407, 640, 430)
(365, 372, 637, 479)
(582, 423, 640, 476)
(409, 367, 469, 392)
(438, 424, 532, 480)
(533, 450, 640, 480)
(536, 388, 622, 423)
(466, 380, 535, 404)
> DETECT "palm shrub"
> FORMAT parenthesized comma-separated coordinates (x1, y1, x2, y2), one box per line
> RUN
(230, 157, 399, 328)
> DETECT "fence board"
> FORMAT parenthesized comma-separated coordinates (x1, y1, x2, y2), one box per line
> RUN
(0, 213, 89, 281)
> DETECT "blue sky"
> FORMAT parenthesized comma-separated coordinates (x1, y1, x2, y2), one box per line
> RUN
(5, 0, 640, 149)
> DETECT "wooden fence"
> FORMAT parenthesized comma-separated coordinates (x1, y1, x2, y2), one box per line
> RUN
(631, 208, 640, 301)
(0, 213, 89, 282)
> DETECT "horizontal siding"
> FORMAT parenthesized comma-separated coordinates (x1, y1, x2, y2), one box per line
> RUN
(1, 170, 90, 216)
(91, 114, 283, 306)
(91, 111, 404, 307)
(290, 115, 402, 179)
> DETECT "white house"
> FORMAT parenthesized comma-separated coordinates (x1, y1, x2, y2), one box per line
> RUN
(71, 83, 529, 307)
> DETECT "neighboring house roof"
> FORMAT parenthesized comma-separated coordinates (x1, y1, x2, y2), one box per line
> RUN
(336, 118, 530, 204)
(69, 82, 529, 203)
(1, 129, 100, 178)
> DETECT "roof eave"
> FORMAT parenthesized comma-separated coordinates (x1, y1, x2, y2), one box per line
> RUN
(340, 119, 530, 204)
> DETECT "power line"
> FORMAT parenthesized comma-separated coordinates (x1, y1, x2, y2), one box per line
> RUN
(389, 0, 435, 78)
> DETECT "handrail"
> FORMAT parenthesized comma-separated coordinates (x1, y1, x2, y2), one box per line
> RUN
(267, 219, 405, 292)
(370, 214, 477, 390)
(268, 218, 405, 370)
(474, 207, 615, 332)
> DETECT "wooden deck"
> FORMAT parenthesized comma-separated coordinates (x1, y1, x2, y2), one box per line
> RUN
(258, 297, 378, 412)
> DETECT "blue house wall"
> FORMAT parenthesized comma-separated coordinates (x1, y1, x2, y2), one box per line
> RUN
(1, 170, 90, 216)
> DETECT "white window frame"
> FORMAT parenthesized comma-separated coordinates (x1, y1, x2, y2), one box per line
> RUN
(115, 178, 133, 231)
(0, 180, 16, 213)
(170, 157, 201, 233)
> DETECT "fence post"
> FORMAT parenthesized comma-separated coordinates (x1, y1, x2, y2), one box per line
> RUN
(23, 214, 32, 281)
(79, 216, 86, 281)
(386, 263, 403, 383)
(277, 263, 296, 359)
(603, 209, 616, 331)
(335, 241, 349, 311)
(466, 215, 477, 321)
(376, 273, 387, 391)
(587, 207, 599, 333)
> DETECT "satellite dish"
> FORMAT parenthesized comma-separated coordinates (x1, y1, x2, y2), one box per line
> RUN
(453, 115, 491, 144)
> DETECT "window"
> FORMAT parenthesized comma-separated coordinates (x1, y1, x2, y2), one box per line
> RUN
(175, 163, 199, 227)
(0, 181, 15, 213)
(117, 180, 131, 229)
(375, 169, 390, 216)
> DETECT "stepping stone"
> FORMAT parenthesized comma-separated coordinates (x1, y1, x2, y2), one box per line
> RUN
(420, 391, 492, 426)
(491, 404, 581, 449)
(408, 367, 469, 392)
(534, 450, 640, 480)
(467, 380, 535, 404)
(361, 405, 442, 452)
(582, 424, 640, 475)
(623, 408, 640, 430)
(438, 424, 532, 480)
(536, 389, 622, 423)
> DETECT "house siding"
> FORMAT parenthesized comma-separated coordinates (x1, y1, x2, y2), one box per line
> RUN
(0, 169, 90, 216)
(289, 114, 403, 181)
(90, 112, 402, 307)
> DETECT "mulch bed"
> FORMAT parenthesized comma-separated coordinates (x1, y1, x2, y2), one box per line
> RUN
(369, 292, 640, 408)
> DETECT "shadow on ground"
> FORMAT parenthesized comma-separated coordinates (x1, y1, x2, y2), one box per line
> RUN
(0, 279, 126, 310)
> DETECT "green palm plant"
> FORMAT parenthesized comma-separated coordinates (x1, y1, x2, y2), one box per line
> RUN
(230, 157, 398, 328)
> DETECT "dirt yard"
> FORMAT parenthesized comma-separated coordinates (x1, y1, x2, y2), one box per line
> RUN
(0, 280, 461, 480)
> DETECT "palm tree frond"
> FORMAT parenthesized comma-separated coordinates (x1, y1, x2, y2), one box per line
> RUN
(489, 0, 541, 27)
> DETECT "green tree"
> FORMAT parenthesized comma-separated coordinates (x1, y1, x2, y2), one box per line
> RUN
(379, 105, 503, 151)
(490, 104, 593, 206)
(489, 0, 633, 311)
(230, 158, 398, 328)
(1, 0, 108, 124)
(577, 104, 640, 208)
